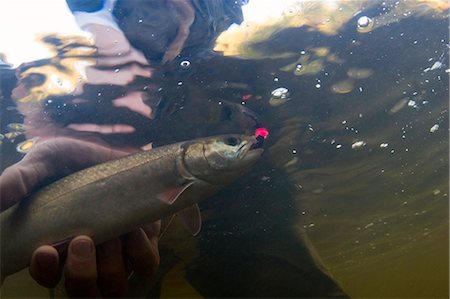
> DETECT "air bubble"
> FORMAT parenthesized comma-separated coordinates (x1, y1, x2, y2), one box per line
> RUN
(180, 60, 191, 68)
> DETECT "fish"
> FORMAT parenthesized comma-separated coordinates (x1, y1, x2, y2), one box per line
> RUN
(16, 138, 38, 154)
(388, 97, 409, 114)
(7, 123, 29, 132)
(330, 79, 354, 94)
(3, 131, 23, 141)
(0, 134, 263, 279)
(346, 67, 374, 80)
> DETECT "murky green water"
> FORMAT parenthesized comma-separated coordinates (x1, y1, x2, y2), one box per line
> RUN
(1, 1, 448, 298)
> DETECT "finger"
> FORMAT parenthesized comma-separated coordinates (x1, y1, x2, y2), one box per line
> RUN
(162, 0, 194, 63)
(0, 137, 130, 211)
(125, 225, 160, 278)
(67, 124, 136, 134)
(84, 24, 133, 57)
(96, 238, 128, 297)
(29, 245, 61, 288)
(65, 236, 100, 298)
(142, 221, 161, 258)
(142, 221, 161, 239)
(86, 66, 151, 85)
(96, 49, 150, 67)
(0, 159, 41, 211)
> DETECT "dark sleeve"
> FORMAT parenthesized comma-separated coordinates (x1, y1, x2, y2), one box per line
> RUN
(65, 0, 105, 13)
(0, 65, 17, 99)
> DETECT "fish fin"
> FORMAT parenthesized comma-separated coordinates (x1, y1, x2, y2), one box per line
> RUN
(159, 214, 176, 240)
(177, 204, 202, 236)
(157, 181, 195, 205)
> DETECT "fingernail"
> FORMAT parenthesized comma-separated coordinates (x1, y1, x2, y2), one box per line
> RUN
(71, 239, 93, 259)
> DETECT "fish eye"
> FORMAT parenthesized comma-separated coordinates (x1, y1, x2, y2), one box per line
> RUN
(224, 137, 239, 146)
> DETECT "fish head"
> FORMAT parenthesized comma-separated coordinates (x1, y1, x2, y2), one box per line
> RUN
(182, 135, 263, 184)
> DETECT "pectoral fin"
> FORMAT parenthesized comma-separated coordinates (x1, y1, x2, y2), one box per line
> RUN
(177, 204, 202, 236)
(157, 181, 195, 205)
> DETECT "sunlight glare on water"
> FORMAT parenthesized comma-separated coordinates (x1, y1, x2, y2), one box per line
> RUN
(0, 0, 87, 67)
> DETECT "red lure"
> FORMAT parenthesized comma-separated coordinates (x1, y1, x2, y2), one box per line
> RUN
(255, 127, 269, 139)
(242, 94, 252, 101)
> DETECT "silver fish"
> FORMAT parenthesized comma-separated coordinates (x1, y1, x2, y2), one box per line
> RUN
(0, 134, 263, 278)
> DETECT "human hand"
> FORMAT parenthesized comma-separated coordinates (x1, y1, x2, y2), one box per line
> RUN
(0, 137, 160, 297)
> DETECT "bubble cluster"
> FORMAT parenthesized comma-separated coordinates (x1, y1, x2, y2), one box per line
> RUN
(269, 87, 290, 106)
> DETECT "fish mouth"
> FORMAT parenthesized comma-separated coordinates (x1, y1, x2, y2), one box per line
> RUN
(238, 136, 264, 162)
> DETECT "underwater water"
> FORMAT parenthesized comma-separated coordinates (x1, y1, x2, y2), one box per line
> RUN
(1, 0, 448, 298)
